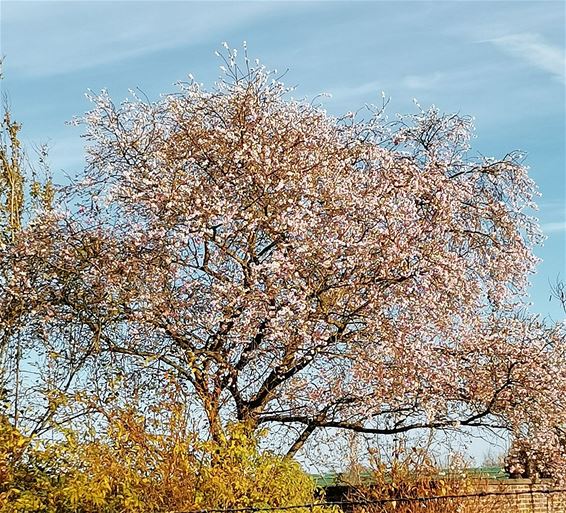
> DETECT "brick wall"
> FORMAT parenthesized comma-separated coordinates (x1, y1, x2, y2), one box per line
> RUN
(479, 480, 566, 513)
(324, 478, 566, 513)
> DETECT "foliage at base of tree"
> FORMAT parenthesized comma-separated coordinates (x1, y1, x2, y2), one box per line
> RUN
(0, 403, 327, 513)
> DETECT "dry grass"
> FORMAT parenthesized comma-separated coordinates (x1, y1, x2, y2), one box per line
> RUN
(339, 449, 501, 513)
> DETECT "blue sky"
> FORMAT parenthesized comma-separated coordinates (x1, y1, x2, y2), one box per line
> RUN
(1, 0, 565, 320)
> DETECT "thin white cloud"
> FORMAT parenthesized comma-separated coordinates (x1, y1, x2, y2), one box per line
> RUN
(328, 80, 386, 102)
(1, 1, 284, 78)
(487, 33, 565, 83)
(401, 72, 445, 91)
(541, 221, 566, 234)
(324, 70, 462, 103)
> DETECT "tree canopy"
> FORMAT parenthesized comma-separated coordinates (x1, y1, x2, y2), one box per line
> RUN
(1, 49, 565, 480)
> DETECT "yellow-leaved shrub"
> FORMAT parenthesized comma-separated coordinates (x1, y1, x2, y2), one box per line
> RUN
(0, 401, 326, 513)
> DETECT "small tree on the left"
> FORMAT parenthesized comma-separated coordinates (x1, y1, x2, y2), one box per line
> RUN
(0, 61, 55, 431)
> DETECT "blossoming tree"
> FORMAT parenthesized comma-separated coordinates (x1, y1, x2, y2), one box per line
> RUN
(2, 49, 565, 477)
